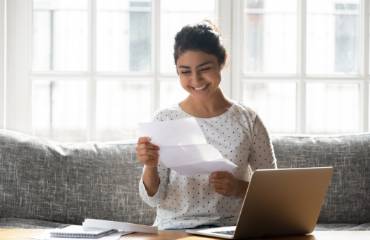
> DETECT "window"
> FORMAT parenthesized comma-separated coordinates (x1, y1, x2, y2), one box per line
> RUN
(30, 0, 216, 141)
(240, 0, 297, 133)
(239, 0, 363, 134)
(5, 0, 370, 142)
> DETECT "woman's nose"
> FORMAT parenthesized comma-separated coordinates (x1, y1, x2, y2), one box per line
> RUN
(191, 71, 202, 82)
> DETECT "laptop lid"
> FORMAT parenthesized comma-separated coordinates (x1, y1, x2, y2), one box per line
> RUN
(186, 167, 333, 239)
(234, 167, 333, 239)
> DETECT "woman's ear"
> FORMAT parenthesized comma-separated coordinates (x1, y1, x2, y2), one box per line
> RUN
(220, 53, 228, 70)
(221, 53, 228, 70)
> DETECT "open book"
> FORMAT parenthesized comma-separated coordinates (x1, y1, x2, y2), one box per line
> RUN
(82, 218, 158, 234)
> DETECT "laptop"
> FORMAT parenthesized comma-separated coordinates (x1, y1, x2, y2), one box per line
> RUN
(186, 167, 333, 239)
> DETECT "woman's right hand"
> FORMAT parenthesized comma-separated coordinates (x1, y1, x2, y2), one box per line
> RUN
(136, 137, 160, 168)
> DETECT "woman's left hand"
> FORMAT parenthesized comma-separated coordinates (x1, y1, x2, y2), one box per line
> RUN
(209, 171, 248, 197)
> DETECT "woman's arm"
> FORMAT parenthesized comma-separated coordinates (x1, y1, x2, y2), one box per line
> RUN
(249, 114, 277, 170)
(142, 166, 160, 196)
(137, 137, 169, 206)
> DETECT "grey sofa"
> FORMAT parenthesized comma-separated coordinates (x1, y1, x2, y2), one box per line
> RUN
(0, 130, 369, 230)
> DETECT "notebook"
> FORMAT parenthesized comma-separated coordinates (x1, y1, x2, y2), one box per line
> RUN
(49, 225, 117, 239)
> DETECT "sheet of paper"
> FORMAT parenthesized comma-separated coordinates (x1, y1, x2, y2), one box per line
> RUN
(138, 118, 237, 176)
(171, 158, 237, 176)
(83, 219, 157, 234)
(138, 117, 207, 146)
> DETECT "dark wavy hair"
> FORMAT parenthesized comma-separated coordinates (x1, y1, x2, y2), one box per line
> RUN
(173, 20, 226, 66)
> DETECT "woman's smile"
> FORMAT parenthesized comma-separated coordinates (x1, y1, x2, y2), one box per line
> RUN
(192, 84, 209, 91)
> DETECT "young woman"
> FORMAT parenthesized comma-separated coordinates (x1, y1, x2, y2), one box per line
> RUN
(136, 21, 277, 230)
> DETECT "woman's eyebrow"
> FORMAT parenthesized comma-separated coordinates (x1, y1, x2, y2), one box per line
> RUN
(178, 65, 190, 69)
(178, 61, 213, 69)
(196, 61, 213, 68)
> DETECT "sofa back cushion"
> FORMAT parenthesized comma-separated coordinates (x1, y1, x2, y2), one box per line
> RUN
(1, 130, 369, 225)
(0, 130, 155, 224)
(272, 134, 370, 224)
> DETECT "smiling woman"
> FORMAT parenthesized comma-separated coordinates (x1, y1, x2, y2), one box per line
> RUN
(136, 21, 277, 230)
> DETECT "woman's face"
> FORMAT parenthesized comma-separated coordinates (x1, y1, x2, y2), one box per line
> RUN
(176, 50, 223, 101)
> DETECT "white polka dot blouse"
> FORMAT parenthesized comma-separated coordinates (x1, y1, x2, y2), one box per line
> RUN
(139, 101, 277, 230)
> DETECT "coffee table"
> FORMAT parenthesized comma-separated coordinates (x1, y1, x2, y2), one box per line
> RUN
(1, 228, 370, 240)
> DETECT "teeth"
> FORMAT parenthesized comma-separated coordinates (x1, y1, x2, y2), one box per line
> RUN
(194, 85, 207, 91)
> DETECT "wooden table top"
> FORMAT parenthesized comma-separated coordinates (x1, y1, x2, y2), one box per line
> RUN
(0, 228, 370, 240)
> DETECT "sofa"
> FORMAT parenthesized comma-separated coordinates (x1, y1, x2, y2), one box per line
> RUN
(0, 130, 369, 231)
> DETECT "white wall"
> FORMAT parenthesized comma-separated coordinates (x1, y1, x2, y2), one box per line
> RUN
(6, 0, 32, 133)
(0, 0, 5, 128)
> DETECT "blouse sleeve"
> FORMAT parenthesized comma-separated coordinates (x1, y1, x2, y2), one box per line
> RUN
(138, 109, 170, 207)
(139, 162, 169, 207)
(248, 114, 277, 171)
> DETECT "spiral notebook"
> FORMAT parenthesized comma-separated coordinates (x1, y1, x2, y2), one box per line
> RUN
(49, 225, 118, 239)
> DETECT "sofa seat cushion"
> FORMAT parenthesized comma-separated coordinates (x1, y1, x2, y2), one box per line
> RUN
(1, 218, 369, 232)
(315, 223, 370, 231)
(0, 218, 67, 229)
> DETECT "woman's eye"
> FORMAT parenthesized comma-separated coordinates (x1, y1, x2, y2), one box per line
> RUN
(181, 71, 191, 75)
(200, 67, 211, 72)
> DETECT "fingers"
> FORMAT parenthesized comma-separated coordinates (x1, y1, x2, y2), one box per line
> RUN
(209, 171, 236, 196)
(210, 171, 231, 178)
(209, 171, 232, 182)
(136, 152, 159, 167)
(136, 144, 159, 152)
(136, 137, 160, 167)
(213, 184, 230, 196)
(137, 137, 160, 150)
(136, 143, 160, 158)
(137, 136, 151, 144)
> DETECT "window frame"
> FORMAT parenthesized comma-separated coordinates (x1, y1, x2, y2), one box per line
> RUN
(232, 0, 369, 134)
(4, 0, 370, 141)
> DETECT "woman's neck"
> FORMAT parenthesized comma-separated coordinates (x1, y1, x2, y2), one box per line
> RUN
(180, 90, 232, 118)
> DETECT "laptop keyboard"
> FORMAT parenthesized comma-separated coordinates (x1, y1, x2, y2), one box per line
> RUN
(214, 230, 235, 235)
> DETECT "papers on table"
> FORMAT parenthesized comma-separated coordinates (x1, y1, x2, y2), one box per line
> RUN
(82, 218, 157, 234)
(33, 228, 122, 240)
(138, 118, 237, 176)
(33, 219, 157, 240)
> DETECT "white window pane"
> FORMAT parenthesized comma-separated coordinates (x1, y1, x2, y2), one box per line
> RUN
(96, 80, 151, 141)
(307, 0, 360, 74)
(242, 81, 296, 133)
(97, 0, 151, 72)
(244, 0, 297, 74)
(159, 79, 188, 109)
(32, 81, 51, 131)
(160, 0, 216, 74)
(53, 11, 88, 71)
(34, 0, 86, 9)
(32, 80, 87, 141)
(306, 83, 360, 133)
(33, 0, 88, 71)
(33, 11, 51, 71)
(245, 0, 297, 12)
